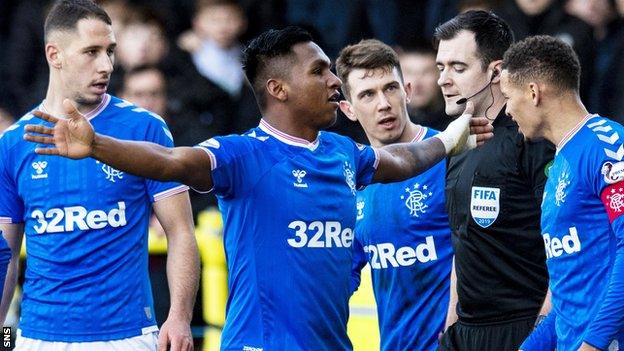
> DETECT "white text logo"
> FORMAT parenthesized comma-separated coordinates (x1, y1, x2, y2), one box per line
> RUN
(31, 202, 127, 234)
(543, 227, 581, 259)
(287, 220, 353, 248)
(364, 236, 438, 269)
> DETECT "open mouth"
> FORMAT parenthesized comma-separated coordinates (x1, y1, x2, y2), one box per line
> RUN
(328, 92, 341, 103)
(378, 116, 397, 128)
(91, 82, 108, 93)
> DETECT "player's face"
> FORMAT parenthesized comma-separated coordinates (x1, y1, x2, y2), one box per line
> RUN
(500, 70, 542, 139)
(436, 30, 491, 117)
(58, 18, 116, 107)
(344, 67, 411, 146)
(287, 42, 342, 129)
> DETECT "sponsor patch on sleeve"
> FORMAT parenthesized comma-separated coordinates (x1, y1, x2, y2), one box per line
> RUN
(602, 161, 624, 184)
(601, 182, 624, 222)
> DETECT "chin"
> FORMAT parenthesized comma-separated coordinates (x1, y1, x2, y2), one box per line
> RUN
(319, 112, 338, 129)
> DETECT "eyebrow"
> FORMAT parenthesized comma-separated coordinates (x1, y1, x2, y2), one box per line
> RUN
(310, 58, 331, 69)
(82, 43, 117, 51)
(436, 60, 467, 66)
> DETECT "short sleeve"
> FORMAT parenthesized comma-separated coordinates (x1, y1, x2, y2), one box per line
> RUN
(142, 117, 189, 202)
(195, 135, 258, 198)
(0, 139, 24, 223)
(353, 142, 379, 189)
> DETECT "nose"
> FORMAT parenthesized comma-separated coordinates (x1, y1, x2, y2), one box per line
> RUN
(437, 68, 449, 87)
(328, 71, 342, 90)
(98, 52, 114, 75)
(377, 92, 391, 111)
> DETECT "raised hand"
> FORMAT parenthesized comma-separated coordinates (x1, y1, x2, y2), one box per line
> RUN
(24, 99, 95, 159)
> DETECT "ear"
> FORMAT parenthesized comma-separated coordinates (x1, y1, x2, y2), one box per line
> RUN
(489, 60, 502, 83)
(529, 82, 541, 106)
(45, 43, 62, 69)
(404, 81, 413, 104)
(266, 78, 288, 102)
(339, 100, 358, 122)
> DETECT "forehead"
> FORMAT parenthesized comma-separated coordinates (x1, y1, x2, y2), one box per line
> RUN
(66, 18, 115, 47)
(436, 30, 479, 64)
(347, 67, 401, 92)
(292, 41, 331, 67)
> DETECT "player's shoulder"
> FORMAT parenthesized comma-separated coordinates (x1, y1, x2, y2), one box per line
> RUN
(197, 127, 271, 154)
(0, 109, 41, 150)
(319, 130, 365, 150)
(106, 95, 168, 127)
(578, 115, 624, 157)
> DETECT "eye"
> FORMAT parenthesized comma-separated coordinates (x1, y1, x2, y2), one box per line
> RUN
(85, 49, 97, 56)
(106, 48, 115, 56)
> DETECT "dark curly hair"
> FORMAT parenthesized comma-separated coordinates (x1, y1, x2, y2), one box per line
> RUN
(502, 35, 580, 92)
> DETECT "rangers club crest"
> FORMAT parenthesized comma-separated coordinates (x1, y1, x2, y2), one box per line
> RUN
(400, 183, 432, 217)
(343, 161, 356, 195)
(555, 172, 571, 207)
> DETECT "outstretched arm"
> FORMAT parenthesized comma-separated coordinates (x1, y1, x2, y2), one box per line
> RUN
(25, 99, 213, 192)
(373, 102, 493, 183)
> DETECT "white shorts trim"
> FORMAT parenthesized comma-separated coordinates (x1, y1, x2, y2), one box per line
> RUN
(14, 329, 159, 351)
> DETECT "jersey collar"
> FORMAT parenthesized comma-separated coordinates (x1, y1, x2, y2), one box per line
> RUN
(40, 94, 111, 121)
(557, 113, 596, 152)
(258, 119, 320, 151)
(410, 125, 426, 143)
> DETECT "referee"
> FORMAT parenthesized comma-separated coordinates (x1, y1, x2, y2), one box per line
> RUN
(435, 11, 554, 351)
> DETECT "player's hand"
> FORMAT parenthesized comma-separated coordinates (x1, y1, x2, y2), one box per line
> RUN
(437, 101, 493, 155)
(158, 316, 194, 351)
(577, 343, 600, 351)
(24, 99, 95, 159)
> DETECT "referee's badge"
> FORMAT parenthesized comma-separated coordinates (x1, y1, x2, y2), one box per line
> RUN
(470, 186, 500, 228)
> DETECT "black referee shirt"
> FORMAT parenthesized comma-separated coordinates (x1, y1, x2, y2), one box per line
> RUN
(446, 108, 554, 324)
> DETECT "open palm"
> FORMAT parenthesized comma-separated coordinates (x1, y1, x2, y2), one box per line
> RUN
(25, 99, 95, 159)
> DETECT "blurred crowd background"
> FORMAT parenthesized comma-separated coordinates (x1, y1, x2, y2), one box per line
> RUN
(3, 0, 624, 217)
(1, 0, 624, 349)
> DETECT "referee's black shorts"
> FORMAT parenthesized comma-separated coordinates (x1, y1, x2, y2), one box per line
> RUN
(437, 317, 535, 351)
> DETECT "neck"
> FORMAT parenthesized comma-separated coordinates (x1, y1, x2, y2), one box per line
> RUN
(545, 94, 589, 146)
(473, 88, 506, 121)
(45, 77, 101, 116)
(262, 105, 320, 142)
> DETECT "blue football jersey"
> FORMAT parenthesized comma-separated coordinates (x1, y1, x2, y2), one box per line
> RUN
(524, 115, 624, 350)
(0, 95, 188, 342)
(196, 119, 378, 351)
(351, 127, 452, 351)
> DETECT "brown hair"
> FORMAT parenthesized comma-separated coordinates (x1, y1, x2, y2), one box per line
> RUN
(336, 39, 403, 100)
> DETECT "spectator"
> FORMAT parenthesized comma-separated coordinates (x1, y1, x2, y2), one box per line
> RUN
(120, 65, 221, 219)
(496, 0, 595, 101)
(566, 0, 624, 123)
(5, 0, 49, 117)
(178, 0, 260, 134)
(398, 43, 449, 131)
